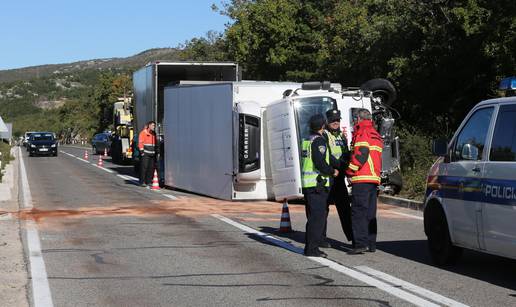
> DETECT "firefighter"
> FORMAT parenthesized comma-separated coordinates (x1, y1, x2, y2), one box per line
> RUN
(302, 114, 339, 257)
(138, 121, 157, 187)
(346, 109, 383, 254)
(321, 108, 353, 247)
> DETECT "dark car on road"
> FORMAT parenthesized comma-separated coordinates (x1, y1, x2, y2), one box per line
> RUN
(92, 132, 112, 155)
(28, 132, 58, 157)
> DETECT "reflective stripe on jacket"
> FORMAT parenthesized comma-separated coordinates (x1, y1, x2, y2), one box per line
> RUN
(138, 128, 156, 155)
(301, 134, 330, 188)
(345, 120, 383, 185)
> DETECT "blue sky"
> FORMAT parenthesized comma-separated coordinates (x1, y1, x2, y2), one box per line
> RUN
(0, 0, 230, 70)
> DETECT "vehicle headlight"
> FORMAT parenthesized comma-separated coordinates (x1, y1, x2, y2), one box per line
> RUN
(30, 144, 36, 148)
(51, 144, 56, 148)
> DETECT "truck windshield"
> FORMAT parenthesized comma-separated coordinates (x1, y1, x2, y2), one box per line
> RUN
(294, 96, 335, 142)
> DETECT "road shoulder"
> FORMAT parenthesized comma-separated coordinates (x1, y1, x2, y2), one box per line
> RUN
(0, 147, 29, 307)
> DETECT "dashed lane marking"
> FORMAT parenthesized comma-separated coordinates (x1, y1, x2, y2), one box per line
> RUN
(19, 147, 54, 307)
(116, 174, 139, 185)
(95, 165, 114, 173)
(212, 214, 467, 307)
(74, 156, 89, 163)
(355, 266, 469, 307)
(61, 150, 114, 173)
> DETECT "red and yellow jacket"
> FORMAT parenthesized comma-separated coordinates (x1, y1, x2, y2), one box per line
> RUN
(345, 120, 383, 185)
(138, 128, 156, 156)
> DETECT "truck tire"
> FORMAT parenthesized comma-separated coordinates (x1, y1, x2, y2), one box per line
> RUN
(424, 202, 462, 265)
(92, 145, 97, 155)
(360, 78, 397, 106)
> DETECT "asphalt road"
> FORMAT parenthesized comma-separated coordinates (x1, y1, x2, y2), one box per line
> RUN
(16, 145, 516, 307)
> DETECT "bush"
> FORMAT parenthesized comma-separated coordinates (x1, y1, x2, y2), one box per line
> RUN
(397, 126, 437, 201)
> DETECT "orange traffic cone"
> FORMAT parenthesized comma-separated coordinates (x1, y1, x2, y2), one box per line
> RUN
(84, 150, 89, 160)
(279, 200, 292, 233)
(97, 155, 103, 167)
(104, 148, 108, 157)
(151, 169, 160, 190)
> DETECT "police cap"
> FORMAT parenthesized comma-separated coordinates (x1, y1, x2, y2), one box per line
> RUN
(309, 114, 326, 131)
(326, 109, 341, 122)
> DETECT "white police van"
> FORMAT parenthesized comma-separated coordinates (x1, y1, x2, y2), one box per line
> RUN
(424, 76, 516, 265)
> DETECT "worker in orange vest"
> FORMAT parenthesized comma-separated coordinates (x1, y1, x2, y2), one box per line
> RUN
(138, 121, 157, 187)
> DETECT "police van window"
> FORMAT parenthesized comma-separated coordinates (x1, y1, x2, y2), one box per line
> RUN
(453, 107, 494, 161)
(490, 104, 516, 162)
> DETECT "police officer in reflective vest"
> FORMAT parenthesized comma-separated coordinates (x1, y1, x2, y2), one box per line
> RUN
(346, 109, 383, 254)
(138, 121, 157, 187)
(302, 114, 339, 257)
(322, 108, 353, 246)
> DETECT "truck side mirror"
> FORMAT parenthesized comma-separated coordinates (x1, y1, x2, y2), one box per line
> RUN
(431, 139, 448, 156)
(461, 143, 479, 160)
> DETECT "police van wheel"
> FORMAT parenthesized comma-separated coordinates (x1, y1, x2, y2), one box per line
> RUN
(424, 204, 463, 265)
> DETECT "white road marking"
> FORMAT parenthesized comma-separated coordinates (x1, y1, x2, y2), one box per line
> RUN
(76, 157, 90, 163)
(60, 151, 74, 157)
(212, 214, 452, 307)
(355, 266, 469, 307)
(19, 147, 54, 307)
(163, 194, 178, 200)
(95, 165, 114, 173)
(124, 175, 139, 181)
(61, 150, 114, 173)
(386, 210, 424, 221)
(117, 174, 139, 184)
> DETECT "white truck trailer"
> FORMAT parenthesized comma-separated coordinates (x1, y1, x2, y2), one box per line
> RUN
(163, 82, 300, 200)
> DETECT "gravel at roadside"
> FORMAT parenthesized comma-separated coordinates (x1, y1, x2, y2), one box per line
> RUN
(0, 148, 29, 307)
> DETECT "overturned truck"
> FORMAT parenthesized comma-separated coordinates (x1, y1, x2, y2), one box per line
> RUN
(132, 62, 402, 200)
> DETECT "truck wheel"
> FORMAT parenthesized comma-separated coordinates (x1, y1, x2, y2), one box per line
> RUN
(92, 145, 97, 155)
(360, 78, 397, 106)
(424, 203, 462, 265)
(385, 171, 402, 195)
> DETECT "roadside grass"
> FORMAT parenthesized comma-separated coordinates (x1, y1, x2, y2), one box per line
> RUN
(0, 141, 13, 182)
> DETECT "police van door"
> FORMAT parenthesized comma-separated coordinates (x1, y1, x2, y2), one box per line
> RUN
(482, 103, 516, 257)
(446, 106, 494, 250)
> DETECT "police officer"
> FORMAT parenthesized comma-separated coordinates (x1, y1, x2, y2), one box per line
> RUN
(321, 109, 353, 247)
(302, 114, 339, 257)
(346, 109, 383, 254)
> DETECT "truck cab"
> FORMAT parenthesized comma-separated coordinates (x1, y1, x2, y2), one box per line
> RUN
(266, 80, 401, 200)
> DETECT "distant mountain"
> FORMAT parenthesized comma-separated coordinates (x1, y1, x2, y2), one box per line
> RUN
(0, 48, 183, 83)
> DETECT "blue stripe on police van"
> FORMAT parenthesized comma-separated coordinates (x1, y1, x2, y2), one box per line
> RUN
(426, 176, 516, 206)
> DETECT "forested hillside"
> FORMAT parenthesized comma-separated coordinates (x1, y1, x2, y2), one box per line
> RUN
(1, 0, 514, 199)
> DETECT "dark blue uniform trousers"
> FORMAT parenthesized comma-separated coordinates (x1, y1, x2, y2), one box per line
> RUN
(324, 178, 353, 242)
(351, 183, 378, 249)
(304, 188, 329, 254)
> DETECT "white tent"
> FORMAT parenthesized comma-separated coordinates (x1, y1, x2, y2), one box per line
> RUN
(0, 116, 7, 133)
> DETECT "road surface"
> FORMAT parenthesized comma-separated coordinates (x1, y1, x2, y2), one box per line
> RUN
(12, 145, 516, 306)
